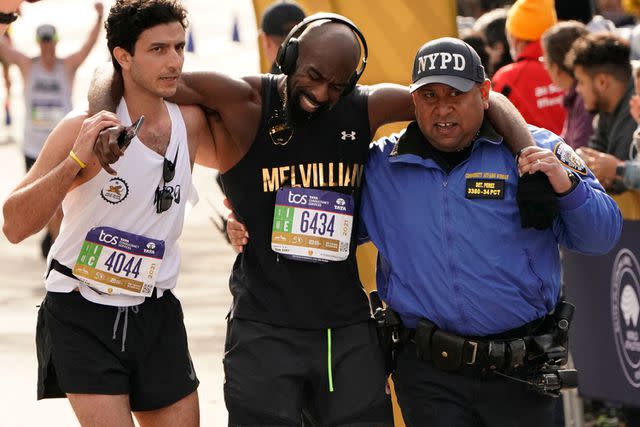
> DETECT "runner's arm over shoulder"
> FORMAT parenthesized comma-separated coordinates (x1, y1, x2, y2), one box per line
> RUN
(486, 90, 535, 153)
(172, 73, 262, 161)
(2, 110, 120, 243)
(172, 71, 258, 112)
(180, 104, 218, 169)
(88, 64, 123, 114)
(367, 83, 413, 134)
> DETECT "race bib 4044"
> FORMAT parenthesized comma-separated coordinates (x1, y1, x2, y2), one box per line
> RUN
(271, 187, 354, 262)
(72, 227, 165, 297)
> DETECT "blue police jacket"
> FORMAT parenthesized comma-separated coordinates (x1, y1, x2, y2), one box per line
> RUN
(360, 121, 622, 336)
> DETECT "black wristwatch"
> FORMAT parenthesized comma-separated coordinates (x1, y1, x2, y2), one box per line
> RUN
(616, 163, 627, 178)
(556, 171, 580, 197)
(0, 11, 18, 24)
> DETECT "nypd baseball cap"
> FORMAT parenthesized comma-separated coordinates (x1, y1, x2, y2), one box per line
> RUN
(410, 37, 486, 93)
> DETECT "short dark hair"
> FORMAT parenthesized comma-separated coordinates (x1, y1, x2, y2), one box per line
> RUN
(566, 32, 632, 84)
(554, 0, 594, 24)
(105, 0, 188, 73)
(473, 8, 510, 76)
(460, 30, 489, 74)
(261, 1, 305, 37)
(541, 21, 588, 75)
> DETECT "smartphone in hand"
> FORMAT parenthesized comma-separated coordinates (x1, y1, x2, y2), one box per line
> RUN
(117, 115, 144, 149)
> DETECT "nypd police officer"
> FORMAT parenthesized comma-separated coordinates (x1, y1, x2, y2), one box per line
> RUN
(359, 37, 622, 427)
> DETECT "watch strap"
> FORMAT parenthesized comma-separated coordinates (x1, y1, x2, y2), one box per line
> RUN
(556, 171, 579, 197)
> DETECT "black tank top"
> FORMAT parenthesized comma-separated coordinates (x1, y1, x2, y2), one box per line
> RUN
(221, 75, 372, 329)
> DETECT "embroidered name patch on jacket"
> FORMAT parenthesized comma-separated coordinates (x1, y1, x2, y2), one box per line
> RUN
(465, 178, 505, 199)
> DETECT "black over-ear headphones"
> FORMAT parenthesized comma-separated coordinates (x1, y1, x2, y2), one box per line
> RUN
(275, 12, 368, 95)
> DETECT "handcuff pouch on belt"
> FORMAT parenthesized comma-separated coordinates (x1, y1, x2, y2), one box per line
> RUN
(415, 321, 478, 371)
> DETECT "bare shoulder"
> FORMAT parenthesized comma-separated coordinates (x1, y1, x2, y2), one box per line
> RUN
(53, 109, 91, 141)
(178, 104, 207, 125)
(237, 74, 264, 106)
(177, 104, 212, 165)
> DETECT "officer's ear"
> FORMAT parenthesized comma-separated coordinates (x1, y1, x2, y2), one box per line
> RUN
(479, 79, 491, 109)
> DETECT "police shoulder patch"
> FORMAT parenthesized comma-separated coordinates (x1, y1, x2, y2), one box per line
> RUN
(554, 142, 587, 175)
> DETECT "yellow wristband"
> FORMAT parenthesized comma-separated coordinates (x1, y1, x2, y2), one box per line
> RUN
(69, 150, 87, 169)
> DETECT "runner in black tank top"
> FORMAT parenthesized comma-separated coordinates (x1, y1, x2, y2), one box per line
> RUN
(221, 74, 371, 329)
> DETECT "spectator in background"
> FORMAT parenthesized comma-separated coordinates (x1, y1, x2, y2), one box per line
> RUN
(568, 32, 636, 192)
(1, 28, 12, 142)
(457, 0, 516, 34)
(613, 62, 640, 188)
(0, 2, 103, 258)
(457, 0, 516, 19)
(493, 0, 566, 135)
(542, 21, 593, 149)
(473, 7, 512, 77)
(460, 30, 490, 73)
(259, 1, 305, 73)
(623, 0, 640, 61)
(597, 0, 635, 26)
(555, 0, 595, 23)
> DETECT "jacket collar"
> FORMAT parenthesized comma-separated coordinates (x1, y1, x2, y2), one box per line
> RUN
(390, 118, 503, 161)
(607, 80, 634, 118)
(515, 40, 543, 62)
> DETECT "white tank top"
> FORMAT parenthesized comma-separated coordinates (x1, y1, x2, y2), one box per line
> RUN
(45, 99, 198, 307)
(23, 57, 72, 159)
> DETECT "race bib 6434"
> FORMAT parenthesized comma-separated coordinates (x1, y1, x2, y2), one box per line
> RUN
(271, 187, 354, 262)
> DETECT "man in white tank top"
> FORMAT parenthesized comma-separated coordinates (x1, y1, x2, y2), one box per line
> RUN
(0, 2, 102, 259)
(2, 1, 217, 426)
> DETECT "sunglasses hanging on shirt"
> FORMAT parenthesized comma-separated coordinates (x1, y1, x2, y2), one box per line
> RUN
(155, 145, 179, 214)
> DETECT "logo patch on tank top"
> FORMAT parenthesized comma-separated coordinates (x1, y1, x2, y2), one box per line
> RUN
(101, 177, 129, 204)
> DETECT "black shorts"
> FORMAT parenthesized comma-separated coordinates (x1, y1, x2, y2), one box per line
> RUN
(36, 290, 199, 411)
(223, 318, 393, 426)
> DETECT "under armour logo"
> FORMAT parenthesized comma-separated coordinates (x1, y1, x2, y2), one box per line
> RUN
(341, 131, 356, 141)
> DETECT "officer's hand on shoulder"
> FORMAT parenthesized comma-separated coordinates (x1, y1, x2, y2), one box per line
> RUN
(515, 147, 562, 230)
(518, 147, 574, 194)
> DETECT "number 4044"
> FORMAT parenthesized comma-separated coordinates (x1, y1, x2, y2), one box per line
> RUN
(104, 252, 142, 279)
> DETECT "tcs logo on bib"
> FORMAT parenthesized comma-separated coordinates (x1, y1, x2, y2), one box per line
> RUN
(98, 230, 119, 245)
(288, 191, 308, 205)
